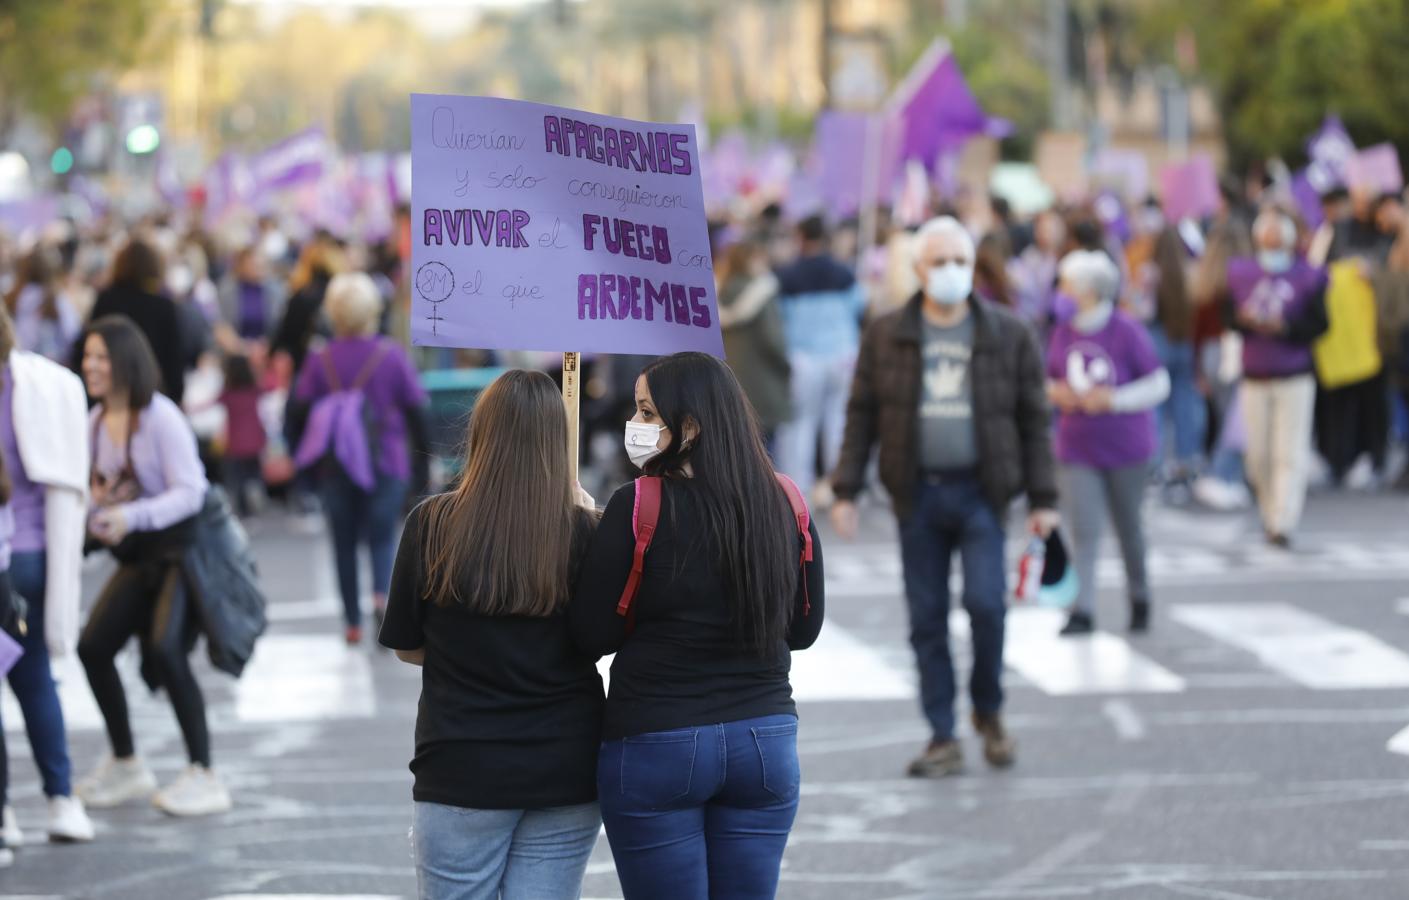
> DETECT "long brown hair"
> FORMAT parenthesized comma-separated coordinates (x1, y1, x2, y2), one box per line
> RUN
(1153, 227, 1193, 341)
(4, 246, 62, 322)
(420, 369, 585, 615)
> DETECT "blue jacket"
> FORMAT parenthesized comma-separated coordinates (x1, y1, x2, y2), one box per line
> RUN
(775, 254, 867, 356)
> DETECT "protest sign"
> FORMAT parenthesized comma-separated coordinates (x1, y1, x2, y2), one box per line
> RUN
(410, 94, 722, 358)
(1159, 154, 1220, 222)
(1345, 143, 1404, 194)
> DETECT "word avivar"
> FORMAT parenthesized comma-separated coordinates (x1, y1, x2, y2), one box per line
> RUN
(423, 209, 531, 247)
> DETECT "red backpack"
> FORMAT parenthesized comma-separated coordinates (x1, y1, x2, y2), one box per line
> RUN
(615, 473, 813, 632)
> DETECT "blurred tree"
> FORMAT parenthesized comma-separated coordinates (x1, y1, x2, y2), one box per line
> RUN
(0, 0, 169, 141)
(1136, 0, 1409, 169)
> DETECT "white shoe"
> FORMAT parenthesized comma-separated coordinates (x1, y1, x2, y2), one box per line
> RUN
(76, 756, 158, 808)
(1193, 476, 1248, 512)
(47, 795, 95, 843)
(2, 805, 23, 848)
(0, 845, 12, 868)
(152, 766, 232, 817)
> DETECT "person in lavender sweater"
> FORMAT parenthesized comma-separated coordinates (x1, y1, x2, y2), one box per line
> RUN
(1047, 251, 1170, 637)
(0, 305, 96, 848)
(73, 316, 230, 818)
(293, 273, 428, 645)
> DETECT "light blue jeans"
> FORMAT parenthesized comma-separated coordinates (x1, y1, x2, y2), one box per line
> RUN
(412, 800, 600, 900)
(776, 349, 856, 496)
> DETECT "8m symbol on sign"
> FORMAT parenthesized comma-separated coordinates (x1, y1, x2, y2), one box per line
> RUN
(416, 262, 455, 335)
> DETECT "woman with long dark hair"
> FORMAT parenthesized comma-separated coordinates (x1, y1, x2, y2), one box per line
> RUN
(4, 245, 81, 363)
(380, 369, 603, 899)
(1147, 226, 1207, 488)
(84, 237, 186, 403)
(73, 316, 228, 817)
(571, 351, 825, 900)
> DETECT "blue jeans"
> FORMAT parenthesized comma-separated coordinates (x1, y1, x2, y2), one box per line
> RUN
(320, 470, 407, 627)
(776, 350, 855, 496)
(2, 551, 73, 798)
(599, 714, 801, 900)
(898, 476, 1007, 741)
(1148, 325, 1207, 472)
(412, 800, 600, 900)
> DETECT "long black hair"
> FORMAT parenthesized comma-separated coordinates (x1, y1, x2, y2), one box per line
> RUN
(83, 316, 162, 410)
(640, 352, 798, 655)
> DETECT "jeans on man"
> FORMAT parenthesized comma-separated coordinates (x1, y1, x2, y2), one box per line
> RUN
(898, 476, 1007, 741)
(320, 469, 407, 628)
(2, 551, 74, 798)
(599, 714, 801, 900)
(412, 800, 600, 900)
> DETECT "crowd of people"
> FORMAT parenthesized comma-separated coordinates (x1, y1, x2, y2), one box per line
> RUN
(0, 162, 1403, 896)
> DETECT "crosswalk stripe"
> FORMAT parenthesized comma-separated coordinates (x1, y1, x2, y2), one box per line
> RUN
(952, 607, 1186, 695)
(234, 635, 376, 722)
(1172, 603, 1409, 690)
(1388, 724, 1409, 756)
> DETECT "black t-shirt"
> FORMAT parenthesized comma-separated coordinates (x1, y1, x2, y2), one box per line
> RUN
(379, 499, 604, 810)
(569, 479, 825, 741)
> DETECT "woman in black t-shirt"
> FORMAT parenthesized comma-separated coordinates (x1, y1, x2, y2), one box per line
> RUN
(571, 351, 825, 900)
(380, 369, 603, 900)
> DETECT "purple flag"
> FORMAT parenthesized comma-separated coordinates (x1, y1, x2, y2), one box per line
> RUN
(1159, 154, 1220, 221)
(1305, 115, 1355, 195)
(1290, 170, 1324, 228)
(252, 127, 329, 193)
(409, 94, 721, 357)
(893, 45, 994, 169)
(1346, 143, 1403, 194)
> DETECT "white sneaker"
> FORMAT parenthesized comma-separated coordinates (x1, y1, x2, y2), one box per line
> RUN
(1193, 476, 1249, 512)
(76, 756, 158, 808)
(152, 766, 232, 817)
(2, 805, 22, 847)
(0, 844, 12, 867)
(47, 795, 95, 843)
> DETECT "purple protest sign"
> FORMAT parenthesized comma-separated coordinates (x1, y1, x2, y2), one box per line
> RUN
(252, 127, 328, 193)
(1305, 115, 1355, 193)
(410, 94, 722, 357)
(1346, 143, 1404, 194)
(811, 110, 868, 218)
(1290, 170, 1324, 228)
(1159, 154, 1220, 222)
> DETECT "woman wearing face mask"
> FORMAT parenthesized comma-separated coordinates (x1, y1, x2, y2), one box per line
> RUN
(1047, 251, 1169, 636)
(74, 316, 229, 817)
(380, 370, 604, 900)
(1226, 209, 1328, 547)
(570, 352, 825, 900)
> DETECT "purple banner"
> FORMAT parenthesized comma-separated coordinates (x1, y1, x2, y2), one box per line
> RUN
(1305, 115, 1355, 195)
(252, 127, 329, 193)
(1159, 154, 1220, 222)
(410, 94, 721, 357)
(1290, 170, 1324, 228)
(811, 111, 868, 218)
(1346, 143, 1404, 194)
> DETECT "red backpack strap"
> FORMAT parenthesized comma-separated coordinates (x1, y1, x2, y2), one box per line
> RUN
(774, 473, 813, 615)
(616, 476, 662, 627)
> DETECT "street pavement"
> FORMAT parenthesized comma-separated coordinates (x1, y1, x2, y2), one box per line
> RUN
(2, 485, 1409, 899)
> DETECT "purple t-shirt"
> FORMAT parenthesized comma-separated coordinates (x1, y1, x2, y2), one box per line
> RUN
(1227, 258, 1326, 379)
(294, 337, 428, 482)
(1047, 311, 1160, 470)
(0, 365, 47, 554)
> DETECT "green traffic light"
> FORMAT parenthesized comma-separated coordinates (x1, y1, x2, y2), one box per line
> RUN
(50, 147, 74, 175)
(125, 124, 161, 155)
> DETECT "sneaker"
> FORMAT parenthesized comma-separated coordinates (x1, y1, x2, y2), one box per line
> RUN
(76, 756, 158, 808)
(1267, 532, 1292, 550)
(152, 766, 232, 817)
(972, 711, 1016, 769)
(1193, 476, 1249, 511)
(2, 805, 22, 848)
(47, 795, 95, 843)
(1130, 601, 1150, 634)
(906, 739, 963, 778)
(1060, 611, 1095, 636)
(0, 840, 12, 868)
(345, 625, 363, 645)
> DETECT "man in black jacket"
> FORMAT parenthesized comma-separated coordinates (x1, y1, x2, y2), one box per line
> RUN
(831, 216, 1058, 778)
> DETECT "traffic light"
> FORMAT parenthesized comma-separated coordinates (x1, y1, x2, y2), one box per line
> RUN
(126, 124, 161, 155)
(50, 147, 75, 175)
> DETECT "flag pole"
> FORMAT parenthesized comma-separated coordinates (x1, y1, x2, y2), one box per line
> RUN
(563, 351, 581, 482)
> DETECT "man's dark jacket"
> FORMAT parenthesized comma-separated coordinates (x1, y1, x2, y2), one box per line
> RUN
(832, 292, 1058, 520)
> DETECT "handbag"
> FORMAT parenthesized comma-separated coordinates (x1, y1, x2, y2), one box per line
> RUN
(0, 571, 26, 677)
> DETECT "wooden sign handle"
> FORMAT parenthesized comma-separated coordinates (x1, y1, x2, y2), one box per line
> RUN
(563, 351, 581, 482)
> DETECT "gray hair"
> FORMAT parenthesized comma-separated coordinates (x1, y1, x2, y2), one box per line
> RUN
(912, 216, 976, 264)
(326, 272, 384, 337)
(1252, 208, 1297, 249)
(1059, 250, 1121, 304)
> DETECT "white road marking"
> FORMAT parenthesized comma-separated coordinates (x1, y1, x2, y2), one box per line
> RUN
(1396, 597, 1409, 616)
(1102, 698, 1148, 740)
(953, 607, 1185, 695)
(1172, 603, 1409, 690)
(1387, 724, 1409, 756)
(234, 635, 375, 722)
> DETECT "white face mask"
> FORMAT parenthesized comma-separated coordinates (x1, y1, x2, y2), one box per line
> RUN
(624, 421, 665, 468)
(1258, 249, 1293, 274)
(926, 262, 973, 306)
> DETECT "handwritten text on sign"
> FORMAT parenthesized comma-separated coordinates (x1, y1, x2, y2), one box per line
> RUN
(410, 94, 721, 357)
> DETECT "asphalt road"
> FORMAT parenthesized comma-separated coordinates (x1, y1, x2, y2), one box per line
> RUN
(2, 485, 1408, 899)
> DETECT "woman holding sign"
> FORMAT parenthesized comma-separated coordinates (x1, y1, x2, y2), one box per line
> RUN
(380, 369, 604, 900)
(571, 351, 826, 900)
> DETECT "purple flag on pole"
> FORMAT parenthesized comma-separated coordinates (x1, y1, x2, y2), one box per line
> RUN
(1305, 115, 1355, 195)
(1290, 170, 1324, 228)
(894, 47, 994, 168)
(252, 128, 329, 193)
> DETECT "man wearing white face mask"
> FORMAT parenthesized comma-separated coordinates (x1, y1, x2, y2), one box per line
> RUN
(1226, 209, 1329, 548)
(831, 216, 1058, 778)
